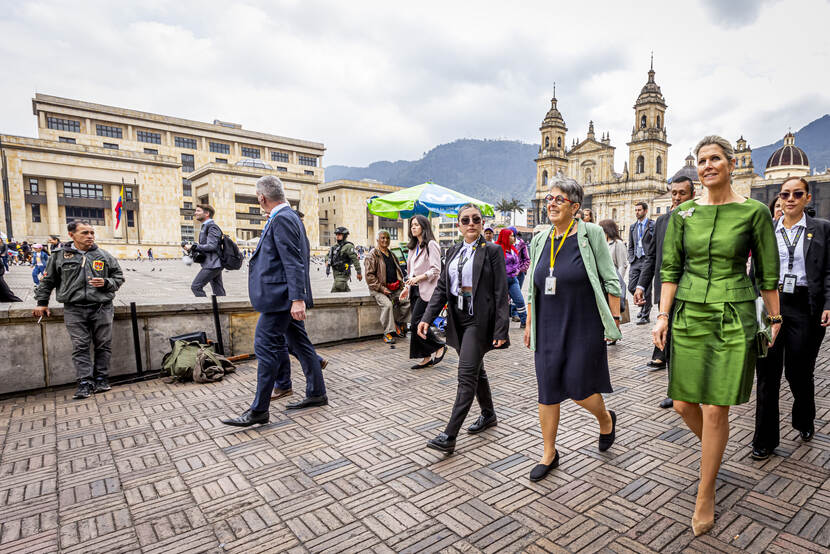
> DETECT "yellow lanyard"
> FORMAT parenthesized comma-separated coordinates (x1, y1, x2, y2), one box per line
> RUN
(549, 219, 575, 276)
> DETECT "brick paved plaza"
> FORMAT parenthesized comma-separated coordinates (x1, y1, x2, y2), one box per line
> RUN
(0, 316, 829, 553)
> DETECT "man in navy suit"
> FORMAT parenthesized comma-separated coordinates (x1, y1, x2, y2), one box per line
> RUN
(221, 175, 327, 426)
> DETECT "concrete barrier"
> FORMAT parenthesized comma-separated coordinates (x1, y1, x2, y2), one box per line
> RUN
(0, 295, 386, 395)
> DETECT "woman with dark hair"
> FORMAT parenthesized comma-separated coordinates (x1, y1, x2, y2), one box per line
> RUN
(582, 209, 594, 223)
(419, 203, 509, 454)
(600, 218, 628, 341)
(768, 196, 783, 220)
(495, 228, 527, 327)
(403, 215, 447, 369)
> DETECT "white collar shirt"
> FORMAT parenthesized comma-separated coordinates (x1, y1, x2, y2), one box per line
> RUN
(775, 213, 808, 286)
(447, 240, 477, 296)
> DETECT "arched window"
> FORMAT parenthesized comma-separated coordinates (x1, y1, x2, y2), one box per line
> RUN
(640, 114, 647, 129)
(542, 170, 548, 187)
(612, 208, 618, 220)
(557, 136, 562, 148)
(656, 156, 662, 175)
(636, 155, 645, 174)
(545, 136, 550, 148)
(656, 115, 661, 129)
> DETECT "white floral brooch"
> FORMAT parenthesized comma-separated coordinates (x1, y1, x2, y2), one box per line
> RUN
(678, 207, 695, 219)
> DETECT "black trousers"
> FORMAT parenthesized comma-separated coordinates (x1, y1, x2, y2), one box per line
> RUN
(445, 298, 495, 438)
(753, 288, 826, 450)
(628, 257, 652, 317)
(191, 266, 226, 297)
(409, 285, 445, 359)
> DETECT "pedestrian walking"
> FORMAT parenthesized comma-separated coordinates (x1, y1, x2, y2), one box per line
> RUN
(627, 202, 655, 323)
(0, 241, 21, 302)
(221, 175, 327, 427)
(147, 248, 154, 261)
(402, 214, 447, 369)
(495, 228, 527, 327)
(365, 230, 411, 344)
(326, 227, 362, 292)
(523, 177, 622, 482)
(599, 218, 628, 341)
(33, 220, 124, 399)
(752, 176, 830, 460)
(508, 226, 530, 322)
(30, 243, 49, 286)
(47, 235, 62, 254)
(185, 204, 226, 297)
(419, 203, 509, 455)
(653, 135, 780, 536)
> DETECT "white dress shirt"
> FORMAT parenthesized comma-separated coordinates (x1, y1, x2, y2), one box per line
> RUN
(448, 240, 477, 296)
(776, 213, 808, 286)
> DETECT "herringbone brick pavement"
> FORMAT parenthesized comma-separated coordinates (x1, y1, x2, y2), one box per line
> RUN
(0, 320, 828, 553)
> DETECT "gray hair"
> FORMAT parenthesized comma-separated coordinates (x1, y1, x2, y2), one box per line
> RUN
(694, 135, 734, 161)
(548, 172, 584, 206)
(376, 229, 391, 240)
(256, 175, 285, 202)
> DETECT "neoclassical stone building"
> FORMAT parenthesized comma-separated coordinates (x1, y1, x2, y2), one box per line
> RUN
(0, 94, 324, 257)
(531, 63, 671, 234)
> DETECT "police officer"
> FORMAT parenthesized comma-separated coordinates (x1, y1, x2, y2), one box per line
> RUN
(33, 220, 124, 400)
(326, 227, 362, 292)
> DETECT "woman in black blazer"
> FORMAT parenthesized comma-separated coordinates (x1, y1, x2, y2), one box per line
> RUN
(418, 203, 510, 455)
(752, 176, 830, 460)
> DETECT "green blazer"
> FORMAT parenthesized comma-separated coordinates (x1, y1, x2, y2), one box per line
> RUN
(527, 221, 623, 351)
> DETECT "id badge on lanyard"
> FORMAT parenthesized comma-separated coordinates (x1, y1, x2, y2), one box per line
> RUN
(546, 219, 574, 295)
(545, 270, 557, 295)
(782, 274, 797, 293)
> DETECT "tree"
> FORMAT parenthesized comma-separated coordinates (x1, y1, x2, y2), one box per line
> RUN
(495, 197, 525, 225)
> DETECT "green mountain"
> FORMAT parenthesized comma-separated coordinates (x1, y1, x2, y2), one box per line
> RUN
(325, 139, 539, 204)
(751, 114, 830, 171)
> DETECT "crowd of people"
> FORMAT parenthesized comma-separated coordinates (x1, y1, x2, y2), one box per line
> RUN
(10, 133, 829, 539)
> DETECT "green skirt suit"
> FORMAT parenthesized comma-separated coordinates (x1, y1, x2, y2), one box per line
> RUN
(661, 198, 779, 406)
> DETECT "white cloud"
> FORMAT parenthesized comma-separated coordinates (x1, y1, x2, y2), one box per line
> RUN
(1, 0, 829, 178)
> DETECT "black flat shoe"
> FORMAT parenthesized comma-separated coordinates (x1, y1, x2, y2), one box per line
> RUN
(800, 429, 814, 442)
(411, 360, 433, 369)
(751, 445, 771, 460)
(646, 360, 667, 370)
(658, 398, 674, 409)
(432, 346, 448, 366)
(598, 410, 616, 452)
(221, 409, 269, 427)
(529, 450, 559, 482)
(426, 432, 456, 454)
(286, 396, 328, 410)
(467, 414, 497, 434)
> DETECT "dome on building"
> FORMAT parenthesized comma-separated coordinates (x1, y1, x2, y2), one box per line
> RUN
(765, 132, 808, 169)
(235, 158, 273, 170)
(670, 153, 699, 183)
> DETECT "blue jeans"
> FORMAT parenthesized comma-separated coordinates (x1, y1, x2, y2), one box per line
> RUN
(507, 276, 526, 324)
(32, 265, 45, 285)
(511, 272, 527, 317)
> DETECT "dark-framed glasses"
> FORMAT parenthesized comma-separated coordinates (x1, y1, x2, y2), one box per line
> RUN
(544, 194, 573, 206)
(778, 190, 806, 200)
(459, 215, 482, 225)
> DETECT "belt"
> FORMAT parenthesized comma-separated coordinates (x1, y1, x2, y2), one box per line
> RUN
(66, 301, 111, 308)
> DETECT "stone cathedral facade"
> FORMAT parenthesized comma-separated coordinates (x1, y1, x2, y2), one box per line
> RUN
(530, 64, 670, 234)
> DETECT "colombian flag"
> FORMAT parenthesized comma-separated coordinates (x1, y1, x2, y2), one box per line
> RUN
(114, 184, 124, 229)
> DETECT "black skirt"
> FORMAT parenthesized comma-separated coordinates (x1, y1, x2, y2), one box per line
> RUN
(409, 285, 446, 359)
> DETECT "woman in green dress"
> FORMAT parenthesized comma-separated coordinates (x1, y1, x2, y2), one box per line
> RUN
(652, 135, 781, 536)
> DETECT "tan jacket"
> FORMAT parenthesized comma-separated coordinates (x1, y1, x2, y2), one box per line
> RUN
(364, 248, 404, 294)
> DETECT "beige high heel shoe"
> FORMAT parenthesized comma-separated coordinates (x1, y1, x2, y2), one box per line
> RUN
(691, 516, 714, 537)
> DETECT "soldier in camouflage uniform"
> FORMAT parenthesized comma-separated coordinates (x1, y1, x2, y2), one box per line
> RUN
(326, 227, 362, 292)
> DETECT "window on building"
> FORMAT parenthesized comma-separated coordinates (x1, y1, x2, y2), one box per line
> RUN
(29, 178, 39, 194)
(241, 146, 260, 158)
(656, 207, 662, 214)
(557, 136, 562, 148)
(299, 155, 317, 167)
(542, 170, 548, 187)
(66, 206, 105, 225)
(545, 137, 550, 149)
(182, 178, 192, 197)
(612, 208, 618, 220)
(183, 201, 193, 209)
(636, 155, 645, 174)
(47, 117, 80, 132)
(144, 148, 158, 154)
(209, 142, 230, 154)
(304, 170, 314, 176)
(103, 142, 119, 150)
(656, 155, 662, 175)
(126, 210, 135, 227)
(175, 136, 197, 149)
(215, 158, 228, 164)
(137, 130, 161, 144)
(63, 182, 104, 199)
(381, 226, 398, 240)
(96, 124, 123, 138)
(271, 151, 289, 162)
(59, 136, 76, 144)
(32, 204, 41, 223)
(181, 225, 195, 242)
(277, 166, 287, 172)
(656, 115, 661, 129)
(585, 168, 592, 184)
(181, 153, 195, 172)
(248, 207, 259, 214)
(640, 115, 647, 129)
(124, 186, 134, 201)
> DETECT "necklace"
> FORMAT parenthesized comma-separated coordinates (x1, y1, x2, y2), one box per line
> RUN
(553, 220, 576, 240)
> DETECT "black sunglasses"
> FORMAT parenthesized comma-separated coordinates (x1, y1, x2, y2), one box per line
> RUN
(778, 190, 806, 200)
(459, 215, 482, 225)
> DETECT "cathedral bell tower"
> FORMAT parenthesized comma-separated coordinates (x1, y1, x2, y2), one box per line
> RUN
(627, 58, 670, 184)
(533, 84, 569, 225)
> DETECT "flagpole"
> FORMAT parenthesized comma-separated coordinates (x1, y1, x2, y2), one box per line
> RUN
(121, 178, 127, 245)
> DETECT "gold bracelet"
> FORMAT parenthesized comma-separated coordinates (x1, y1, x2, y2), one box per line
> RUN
(766, 314, 783, 325)
(657, 312, 670, 320)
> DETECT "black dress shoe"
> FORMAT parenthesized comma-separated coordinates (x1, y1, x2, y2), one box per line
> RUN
(529, 450, 559, 482)
(221, 409, 269, 427)
(598, 410, 616, 452)
(432, 345, 448, 366)
(646, 360, 667, 370)
(800, 429, 815, 442)
(635, 318, 649, 325)
(751, 445, 771, 460)
(467, 414, 497, 434)
(286, 396, 328, 410)
(659, 397, 674, 409)
(426, 432, 456, 454)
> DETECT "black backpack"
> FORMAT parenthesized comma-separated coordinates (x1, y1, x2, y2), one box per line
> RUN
(219, 234, 243, 270)
(329, 241, 353, 272)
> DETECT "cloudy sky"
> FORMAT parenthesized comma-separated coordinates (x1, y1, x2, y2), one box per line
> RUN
(1, 0, 829, 173)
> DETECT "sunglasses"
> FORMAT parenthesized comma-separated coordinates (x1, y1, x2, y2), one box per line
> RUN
(778, 190, 806, 200)
(544, 194, 574, 206)
(459, 215, 482, 225)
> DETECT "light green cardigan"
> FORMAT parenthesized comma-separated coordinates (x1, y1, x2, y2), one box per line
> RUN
(527, 221, 623, 351)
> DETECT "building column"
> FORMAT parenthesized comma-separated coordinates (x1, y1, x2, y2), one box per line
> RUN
(45, 179, 60, 236)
